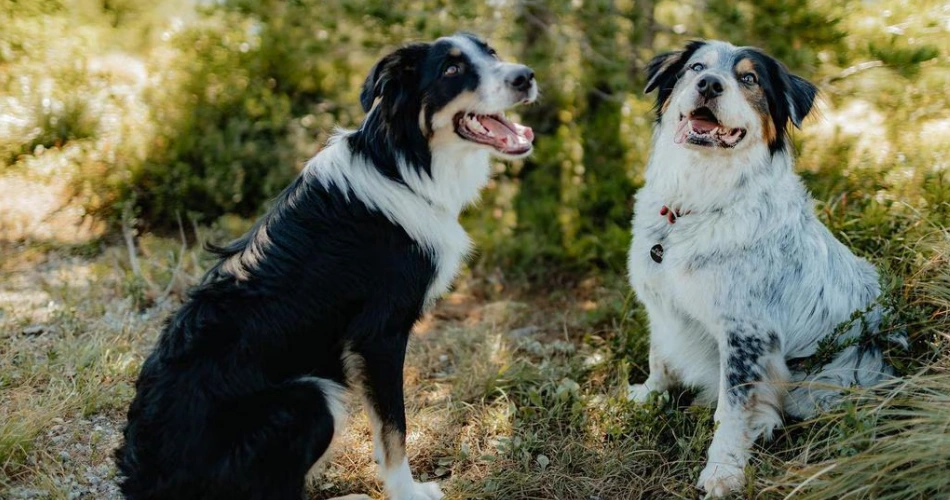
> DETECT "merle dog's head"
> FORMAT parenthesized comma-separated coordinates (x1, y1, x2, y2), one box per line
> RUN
(645, 40, 817, 155)
(355, 33, 537, 176)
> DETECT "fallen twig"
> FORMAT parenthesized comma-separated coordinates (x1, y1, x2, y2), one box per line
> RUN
(156, 212, 188, 304)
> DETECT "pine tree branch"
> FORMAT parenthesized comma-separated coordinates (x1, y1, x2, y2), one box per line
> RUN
(823, 60, 885, 85)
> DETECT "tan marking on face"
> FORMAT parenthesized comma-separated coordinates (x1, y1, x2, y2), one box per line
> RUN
(735, 58, 756, 76)
(735, 58, 775, 145)
(660, 96, 672, 114)
(761, 114, 777, 144)
(418, 107, 430, 137)
(449, 47, 461, 57)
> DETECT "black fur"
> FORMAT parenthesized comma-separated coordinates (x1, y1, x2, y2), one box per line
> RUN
(725, 329, 781, 406)
(115, 34, 500, 500)
(644, 40, 708, 118)
(352, 34, 488, 181)
(733, 48, 817, 154)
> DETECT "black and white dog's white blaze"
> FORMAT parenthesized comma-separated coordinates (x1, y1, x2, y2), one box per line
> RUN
(115, 33, 536, 500)
(627, 40, 893, 498)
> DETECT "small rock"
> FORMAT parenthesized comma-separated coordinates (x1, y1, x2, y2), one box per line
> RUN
(22, 324, 46, 336)
(507, 326, 539, 338)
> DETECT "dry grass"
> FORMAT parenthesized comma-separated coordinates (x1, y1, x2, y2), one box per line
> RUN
(1, 229, 946, 500)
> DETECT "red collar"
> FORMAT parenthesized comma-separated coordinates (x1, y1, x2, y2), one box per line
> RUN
(660, 205, 691, 224)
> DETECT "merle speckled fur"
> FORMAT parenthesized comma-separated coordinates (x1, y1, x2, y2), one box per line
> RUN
(626, 40, 896, 498)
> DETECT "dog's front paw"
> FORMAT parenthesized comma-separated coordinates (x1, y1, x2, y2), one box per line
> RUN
(627, 383, 654, 403)
(697, 462, 745, 498)
(389, 481, 444, 500)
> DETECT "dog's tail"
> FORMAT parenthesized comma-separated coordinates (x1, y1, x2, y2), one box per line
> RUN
(784, 304, 905, 419)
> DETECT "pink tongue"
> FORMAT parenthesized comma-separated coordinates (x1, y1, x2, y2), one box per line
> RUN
(691, 118, 718, 134)
(674, 117, 728, 144)
(674, 117, 689, 144)
(481, 116, 533, 150)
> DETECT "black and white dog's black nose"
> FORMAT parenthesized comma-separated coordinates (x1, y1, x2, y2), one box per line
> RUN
(506, 65, 535, 92)
(697, 75, 724, 99)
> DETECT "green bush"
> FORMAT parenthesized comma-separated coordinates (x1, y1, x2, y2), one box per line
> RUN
(131, 10, 301, 225)
(1, 0, 948, 278)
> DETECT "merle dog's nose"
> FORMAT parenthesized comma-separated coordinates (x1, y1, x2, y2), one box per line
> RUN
(506, 65, 535, 92)
(697, 75, 724, 99)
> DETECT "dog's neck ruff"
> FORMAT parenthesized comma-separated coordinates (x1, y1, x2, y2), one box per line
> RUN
(644, 121, 793, 214)
(305, 131, 490, 305)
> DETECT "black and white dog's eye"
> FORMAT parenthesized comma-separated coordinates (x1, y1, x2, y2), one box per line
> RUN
(444, 64, 462, 76)
(741, 73, 757, 84)
(488, 48, 498, 59)
(689, 62, 706, 72)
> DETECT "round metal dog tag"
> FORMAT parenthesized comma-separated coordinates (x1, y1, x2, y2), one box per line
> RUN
(650, 244, 664, 263)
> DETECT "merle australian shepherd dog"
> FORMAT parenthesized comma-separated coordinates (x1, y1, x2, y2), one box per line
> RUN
(115, 33, 537, 500)
(626, 40, 896, 497)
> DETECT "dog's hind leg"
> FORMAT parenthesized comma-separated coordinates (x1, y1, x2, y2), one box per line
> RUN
(211, 377, 346, 500)
(697, 318, 789, 498)
(348, 338, 444, 500)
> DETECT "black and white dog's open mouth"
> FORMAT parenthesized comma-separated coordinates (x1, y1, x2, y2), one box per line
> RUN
(454, 112, 534, 155)
(674, 107, 746, 148)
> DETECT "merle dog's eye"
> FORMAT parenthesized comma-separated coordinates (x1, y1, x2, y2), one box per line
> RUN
(444, 64, 462, 76)
(689, 62, 706, 72)
(488, 48, 498, 59)
(741, 73, 757, 84)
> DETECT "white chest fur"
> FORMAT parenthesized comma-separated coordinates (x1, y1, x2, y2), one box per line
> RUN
(306, 133, 490, 307)
(628, 138, 806, 328)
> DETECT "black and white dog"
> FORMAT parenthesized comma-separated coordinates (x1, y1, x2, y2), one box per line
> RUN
(115, 33, 536, 500)
(626, 40, 892, 497)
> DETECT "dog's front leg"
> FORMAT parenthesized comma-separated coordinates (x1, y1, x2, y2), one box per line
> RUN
(355, 339, 444, 500)
(698, 317, 788, 498)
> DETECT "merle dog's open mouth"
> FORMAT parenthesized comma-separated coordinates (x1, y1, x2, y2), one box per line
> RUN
(454, 113, 534, 155)
(674, 107, 746, 148)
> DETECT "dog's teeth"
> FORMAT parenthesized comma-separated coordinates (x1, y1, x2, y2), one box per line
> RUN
(468, 116, 489, 134)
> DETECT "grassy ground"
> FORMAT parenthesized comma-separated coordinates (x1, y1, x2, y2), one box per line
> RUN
(1, 205, 948, 500)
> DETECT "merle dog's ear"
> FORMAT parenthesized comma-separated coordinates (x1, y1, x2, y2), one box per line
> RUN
(645, 51, 683, 94)
(360, 43, 430, 113)
(783, 73, 818, 129)
(644, 40, 706, 115)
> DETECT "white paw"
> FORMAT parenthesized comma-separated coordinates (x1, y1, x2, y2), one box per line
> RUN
(697, 462, 745, 498)
(389, 481, 444, 500)
(627, 383, 653, 403)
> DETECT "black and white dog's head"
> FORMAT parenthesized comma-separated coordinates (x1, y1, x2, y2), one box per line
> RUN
(354, 33, 537, 180)
(645, 40, 817, 155)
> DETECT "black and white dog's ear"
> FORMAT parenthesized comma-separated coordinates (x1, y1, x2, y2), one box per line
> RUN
(644, 40, 706, 93)
(783, 73, 818, 129)
(359, 59, 386, 112)
(645, 51, 684, 94)
(644, 40, 706, 115)
(360, 43, 430, 113)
